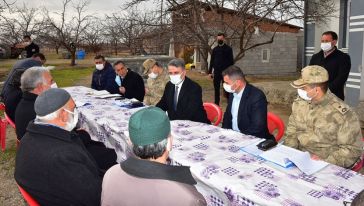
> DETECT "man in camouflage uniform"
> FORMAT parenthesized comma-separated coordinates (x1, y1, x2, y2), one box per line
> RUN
(143, 59, 170, 105)
(284, 65, 363, 168)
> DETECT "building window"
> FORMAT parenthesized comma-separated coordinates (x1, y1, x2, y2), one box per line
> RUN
(262, 49, 270, 63)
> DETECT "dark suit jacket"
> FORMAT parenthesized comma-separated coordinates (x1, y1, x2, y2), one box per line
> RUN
(309, 48, 351, 100)
(15, 122, 102, 206)
(222, 84, 274, 140)
(119, 69, 145, 102)
(156, 77, 210, 124)
(15, 92, 38, 139)
(91, 62, 119, 94)
(4, 85, 22, 122)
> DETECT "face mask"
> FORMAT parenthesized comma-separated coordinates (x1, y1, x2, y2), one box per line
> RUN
(64, 108, 79, 131)
(218, 40, 224, 45)
(51, 82, 58, 88)
(297, 88, 316, 101)
(24, 41, 31, 46)
(148, 72, 158, 79)
(95, 64, 104, 70)
(170, 74, 183, 85)
(223, 82, 235, 93)
(320, 42, 332, 52)
(115, 75, 122, 86)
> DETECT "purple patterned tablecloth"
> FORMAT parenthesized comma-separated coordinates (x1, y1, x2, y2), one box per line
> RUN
(65, 86, 364, 206)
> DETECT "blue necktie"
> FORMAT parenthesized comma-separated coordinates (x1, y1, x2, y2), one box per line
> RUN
(173, 85, 179, 111)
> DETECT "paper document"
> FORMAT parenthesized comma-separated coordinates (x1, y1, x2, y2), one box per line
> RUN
(95, 94, 122, 99)
(241, 139, 265, 156)
(259, 145, 295, 168)
(288, 151, 328, 175)
(86, 90, 109, 96)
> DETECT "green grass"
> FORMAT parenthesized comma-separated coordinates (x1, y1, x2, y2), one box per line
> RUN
(51, 67, 94, 87)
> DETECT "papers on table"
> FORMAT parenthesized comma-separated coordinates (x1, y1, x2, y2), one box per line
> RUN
(259, 145, 296, 168)
(85, 90, 122, 99)
(86, 90, 109, 96)
(242, 143, 328, 174)
(288, 151, 329, 175)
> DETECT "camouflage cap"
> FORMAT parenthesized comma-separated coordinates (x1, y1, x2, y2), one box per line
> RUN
(291, 65, 329, 88)
(142, 59, 157, 75)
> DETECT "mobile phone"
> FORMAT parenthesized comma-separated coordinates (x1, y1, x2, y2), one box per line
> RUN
(257, 139, 277, 151)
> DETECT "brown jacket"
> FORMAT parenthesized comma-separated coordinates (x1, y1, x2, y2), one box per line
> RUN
(101, 157, 207, 206)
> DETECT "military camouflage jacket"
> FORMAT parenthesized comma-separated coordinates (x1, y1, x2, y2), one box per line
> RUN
(284, 90, 363, 168)
(144, 69, 170, 106)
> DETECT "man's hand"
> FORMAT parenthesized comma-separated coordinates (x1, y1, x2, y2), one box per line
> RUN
(119, 87, 126, 94)
(209, 73, 214, 79)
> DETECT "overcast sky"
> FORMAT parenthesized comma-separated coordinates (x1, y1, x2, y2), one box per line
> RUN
(12, 0, 146, 16)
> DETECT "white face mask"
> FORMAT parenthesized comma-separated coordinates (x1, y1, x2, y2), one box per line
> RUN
(320, 42, 332, 52)
(148, 72, 158, 79)
(95, 64, 104, 70)
(297, 88, 316, 101)
(170, 74, 183, 85)
(223, 83, 235, 93)
(64, 108, 79, 131)
(115, 75, 122, 86)
(51, 82, 58, 88)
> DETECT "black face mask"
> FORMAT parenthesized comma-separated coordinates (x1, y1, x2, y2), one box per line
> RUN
(218, 40, 224, 45)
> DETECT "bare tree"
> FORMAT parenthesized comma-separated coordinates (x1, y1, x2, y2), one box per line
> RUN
(0, 3, 44, 46)
(124, 0, 336, 71)
(104, 9, 158, 55)
(44, 0, 92, 66)
(82, 18, 104, 54)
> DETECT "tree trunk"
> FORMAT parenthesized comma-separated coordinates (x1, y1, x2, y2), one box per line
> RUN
(71, 50, 76, 66)
(55, 46, 59, 54)
(200, 47, 209, 72)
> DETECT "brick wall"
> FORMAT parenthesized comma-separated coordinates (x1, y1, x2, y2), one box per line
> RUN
(232, 32, 301, 75)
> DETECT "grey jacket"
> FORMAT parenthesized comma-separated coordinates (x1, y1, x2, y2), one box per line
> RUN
(101, 157, 207, 206)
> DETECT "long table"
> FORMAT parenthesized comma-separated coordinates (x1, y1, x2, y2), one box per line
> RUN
(65, 86, 364, 206)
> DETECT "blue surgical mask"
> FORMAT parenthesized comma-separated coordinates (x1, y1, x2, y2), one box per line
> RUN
(115, 75, 122, 86)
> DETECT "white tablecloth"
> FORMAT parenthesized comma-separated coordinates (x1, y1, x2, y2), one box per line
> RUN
(65, 86, 364, 206)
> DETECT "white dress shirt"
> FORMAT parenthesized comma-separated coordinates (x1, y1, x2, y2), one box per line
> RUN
(231, 87, 245, 132)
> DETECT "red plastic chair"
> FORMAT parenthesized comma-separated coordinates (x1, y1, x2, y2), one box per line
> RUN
(351, 137, 364, 172)
(267, 112, 285, 142)
(203, 102, 223, 126)
(0, 103, 7, 151)
(0, 103, 19, 151)
(17, 185, 40, 206)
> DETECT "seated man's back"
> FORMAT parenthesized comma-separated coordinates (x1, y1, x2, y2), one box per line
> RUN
(102, 107, 206, 206)
(15, 123, 101, 206)
(102, 158, 206, 206)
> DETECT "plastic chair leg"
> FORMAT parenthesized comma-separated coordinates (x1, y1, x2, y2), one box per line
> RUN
(0, 119, 7, 152)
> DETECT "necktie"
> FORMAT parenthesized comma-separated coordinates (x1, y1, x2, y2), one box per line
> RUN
(174, 85, 179, 111)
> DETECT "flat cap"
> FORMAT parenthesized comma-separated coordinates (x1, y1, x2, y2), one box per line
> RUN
(291, 65, 329, 88)
(35, 88, 71, 116)
(128, 107, 170, 146)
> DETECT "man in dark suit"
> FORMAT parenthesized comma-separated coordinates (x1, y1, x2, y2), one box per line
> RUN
(113, 60, 145, 102)
(222, 65, 274, 140)
(91, 55, 119, 94)
(1, 53, 46, 102)
(156, 59, 209, 124)
(208, 32, 234, 105)
(309, 31, 351, 100)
